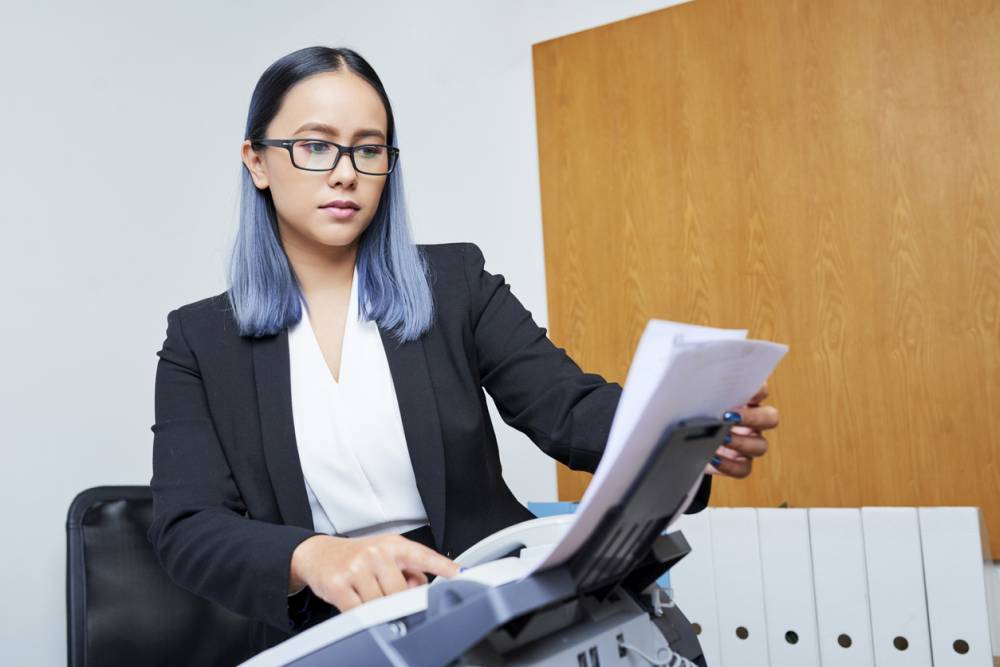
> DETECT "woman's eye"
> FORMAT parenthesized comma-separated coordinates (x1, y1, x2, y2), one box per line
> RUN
(357, 145, 384, 158)
(303, 142, 332, 154)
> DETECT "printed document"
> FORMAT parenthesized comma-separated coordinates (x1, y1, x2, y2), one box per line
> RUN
(528, 320, 788, 574)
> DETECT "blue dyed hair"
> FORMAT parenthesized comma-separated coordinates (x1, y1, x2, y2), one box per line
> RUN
(228, 46, 435, 343)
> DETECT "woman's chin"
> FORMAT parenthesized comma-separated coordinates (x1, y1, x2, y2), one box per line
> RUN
(310, 228, 365, 249)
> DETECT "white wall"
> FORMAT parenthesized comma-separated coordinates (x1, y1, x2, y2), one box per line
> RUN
(0, 1, 691, 663)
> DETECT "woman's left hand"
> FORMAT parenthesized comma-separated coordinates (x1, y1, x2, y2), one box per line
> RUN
(706, 382, 778, 479)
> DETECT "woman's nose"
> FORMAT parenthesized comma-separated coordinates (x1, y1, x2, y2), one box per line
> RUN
(327, 150, 358, 186)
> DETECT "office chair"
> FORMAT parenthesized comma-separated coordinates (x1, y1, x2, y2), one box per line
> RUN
(66, 485, 255, 667)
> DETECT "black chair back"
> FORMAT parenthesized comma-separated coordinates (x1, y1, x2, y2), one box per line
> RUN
(66, 486, 255, 666)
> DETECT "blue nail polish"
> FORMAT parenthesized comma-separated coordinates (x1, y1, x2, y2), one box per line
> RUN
(711, 456, 722, 466)
(723, 411, 741, 423)
(459, 566, 466, 573)
(723, 434, 732, 444)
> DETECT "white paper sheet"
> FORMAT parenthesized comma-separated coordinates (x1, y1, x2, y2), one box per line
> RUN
(527, 319, 788, 574)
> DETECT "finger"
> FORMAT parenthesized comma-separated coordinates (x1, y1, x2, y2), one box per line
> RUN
(726, 433, 768, 458)
(707, 446, 748, 474)
(333, 588, 364, 612)
(715, 444, 749, 461)
(727, 405, 779, 432)
(714, 456, 752, 479)
(394, 540, 461, 579)
(748, 382, 769, 406)
(403, 570, 429, 588)
(351, 568, 384, 603)
(373, 555, 410, 597)
(319, 575, 364, 612)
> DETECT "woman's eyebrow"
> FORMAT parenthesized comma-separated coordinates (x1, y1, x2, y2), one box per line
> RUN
(292, 122, 386, 141)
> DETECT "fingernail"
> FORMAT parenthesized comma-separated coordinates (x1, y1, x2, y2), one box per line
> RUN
(723, 411, 742, 423)
(723, 434, 732, 444)
(711, 456, 722, 466)
(458, 566, 466, 573)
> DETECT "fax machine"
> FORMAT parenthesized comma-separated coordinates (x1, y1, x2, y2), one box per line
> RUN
(239, 417, 727, 667)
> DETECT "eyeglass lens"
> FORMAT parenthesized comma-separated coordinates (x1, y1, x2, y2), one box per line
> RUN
(292, 140, 393, 174)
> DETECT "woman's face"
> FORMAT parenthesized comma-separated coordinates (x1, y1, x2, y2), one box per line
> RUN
(242, 70, 389, 254)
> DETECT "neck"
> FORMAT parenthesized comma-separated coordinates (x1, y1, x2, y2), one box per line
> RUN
(279, 228, 357, 301)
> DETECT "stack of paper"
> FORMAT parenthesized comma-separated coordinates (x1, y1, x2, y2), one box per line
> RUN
(528, 319, 788, 574)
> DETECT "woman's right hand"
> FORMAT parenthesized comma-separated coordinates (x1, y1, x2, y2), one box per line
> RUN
(289, 533, 460, 612)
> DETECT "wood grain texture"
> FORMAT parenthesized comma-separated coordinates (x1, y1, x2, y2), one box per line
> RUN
(533, 0, 1000, 553)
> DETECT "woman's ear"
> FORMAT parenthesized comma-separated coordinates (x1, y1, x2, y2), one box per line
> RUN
(241, 140, 269, 190)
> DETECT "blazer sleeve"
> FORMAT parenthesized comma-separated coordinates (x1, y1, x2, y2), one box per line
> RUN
(147, 308, 323, 633)
(461, 242, 711, 513)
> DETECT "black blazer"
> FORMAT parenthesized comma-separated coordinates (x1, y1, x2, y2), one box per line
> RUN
(147, 241, 710, 655)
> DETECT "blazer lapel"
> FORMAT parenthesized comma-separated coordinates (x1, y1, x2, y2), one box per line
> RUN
(251, 323, 449, 551)
(252, 329, 315, 531)
(377, 326, 448, 551)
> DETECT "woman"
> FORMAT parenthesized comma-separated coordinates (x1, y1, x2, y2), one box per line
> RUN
(148, 45, 779, 657)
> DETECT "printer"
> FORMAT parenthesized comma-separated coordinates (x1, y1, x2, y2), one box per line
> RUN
(240, 417, 727, 667)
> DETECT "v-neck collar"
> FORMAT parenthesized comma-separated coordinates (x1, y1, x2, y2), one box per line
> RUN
(297, 263, 358, 389)
(250, 267, 449, 550)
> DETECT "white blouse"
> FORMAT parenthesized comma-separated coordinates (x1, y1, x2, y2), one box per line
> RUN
(287, 263, 428, 539)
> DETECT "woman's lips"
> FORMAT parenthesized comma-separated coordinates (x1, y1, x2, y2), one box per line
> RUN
(320, 205, 359, 220)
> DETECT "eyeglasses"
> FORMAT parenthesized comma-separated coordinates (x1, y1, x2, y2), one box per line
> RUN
(251, 138, 400, 175)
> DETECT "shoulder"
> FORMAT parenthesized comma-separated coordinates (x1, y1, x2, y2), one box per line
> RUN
(418, 242, 487, 282)
(163, 291, 241, 344)
(418, 241, 483, 263)
(171, 290, 232, 320)
(417, 243, 498, 306)
(173, 291, 231, 315)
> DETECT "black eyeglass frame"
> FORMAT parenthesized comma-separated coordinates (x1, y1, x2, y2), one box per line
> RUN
(251, 138, 400, 175)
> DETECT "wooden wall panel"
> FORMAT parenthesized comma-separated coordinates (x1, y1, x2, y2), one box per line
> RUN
(533, 0, 1000, 554)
